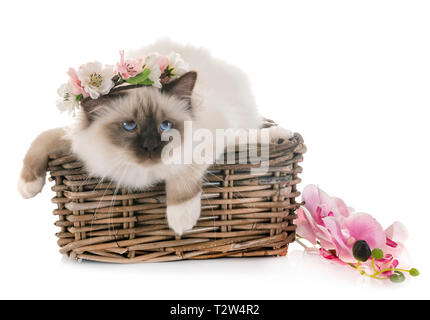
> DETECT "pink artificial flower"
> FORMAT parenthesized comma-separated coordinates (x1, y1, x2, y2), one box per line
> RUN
(296, 185, 407, 265)
(319, 248, 348, 266)
(385, 221, 409, 244)
(157, 55, 169, 72)
(372, 254, 399, 277)
(67, 68, 88, 98)
(363, 222, 410, 276)
(383, 221, 411, 269)
(296, 185, 352, 250)
(323, 212, 386, 263)
(116, 50, 144, 80)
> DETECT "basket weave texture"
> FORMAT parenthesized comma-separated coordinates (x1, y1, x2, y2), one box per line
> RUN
(48, 131, 306, 263)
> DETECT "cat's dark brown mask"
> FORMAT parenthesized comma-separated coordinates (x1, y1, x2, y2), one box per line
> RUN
(79, 71, 197, 166)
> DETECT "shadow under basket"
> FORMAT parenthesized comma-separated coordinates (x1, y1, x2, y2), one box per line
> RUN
(48, 131, 306, 263)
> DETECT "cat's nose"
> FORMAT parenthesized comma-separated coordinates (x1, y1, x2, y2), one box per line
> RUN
(142, 137, 161, 153)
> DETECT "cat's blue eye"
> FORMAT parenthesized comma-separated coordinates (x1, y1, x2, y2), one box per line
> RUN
(160, 120, 173, 131)
(122, 121, 137, 132)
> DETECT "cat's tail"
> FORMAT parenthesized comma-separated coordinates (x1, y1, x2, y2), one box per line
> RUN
(18, 127, 70, 198)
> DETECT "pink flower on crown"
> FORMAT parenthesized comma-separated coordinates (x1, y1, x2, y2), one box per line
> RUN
(67, 68, 88, 98)
(157, 56, 169, 72)
(117, 50, 144, 80)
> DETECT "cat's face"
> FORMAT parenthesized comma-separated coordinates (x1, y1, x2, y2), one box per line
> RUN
(76, 71, 197, 167)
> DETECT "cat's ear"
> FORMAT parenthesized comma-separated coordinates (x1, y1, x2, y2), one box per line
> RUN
(162, 71, 197, 101)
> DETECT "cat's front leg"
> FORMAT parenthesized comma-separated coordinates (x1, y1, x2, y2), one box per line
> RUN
(18, 127, 70, 198)
(165, 165, 205, 235)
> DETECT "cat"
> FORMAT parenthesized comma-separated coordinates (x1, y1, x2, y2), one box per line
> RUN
(18, 39, 292, 235)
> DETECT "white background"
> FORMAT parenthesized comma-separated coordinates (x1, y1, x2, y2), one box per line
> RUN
(0, 0, 429, 299)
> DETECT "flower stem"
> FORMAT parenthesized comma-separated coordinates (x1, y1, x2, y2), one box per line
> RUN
(373, 268, 410, 276)
(347, 262, 386, 280)
(371, 258, 378, 273)
(394, 269, 411, 273)
(295, 238, 309, 249)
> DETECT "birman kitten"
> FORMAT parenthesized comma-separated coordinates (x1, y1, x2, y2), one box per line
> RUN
(18, 39, 292, 235)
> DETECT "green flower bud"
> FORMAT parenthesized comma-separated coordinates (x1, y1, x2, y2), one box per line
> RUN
(390, 271, 406, 283)
(353, 240, 372, 262)
(409, 268, 420, 277)
(371, 248, 384, 260)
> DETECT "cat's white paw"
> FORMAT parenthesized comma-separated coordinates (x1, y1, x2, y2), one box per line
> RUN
(269, 126, 294, 145)
(167, 193, 201, 235)
(17, 176, 45, 199)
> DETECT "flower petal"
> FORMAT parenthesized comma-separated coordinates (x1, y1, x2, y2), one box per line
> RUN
(302, 185, 330, 225)
(319, 248, 348, 266)
(385, 221, 409, 243)
(296, 207, 317, 244)
(385, 242, 411, 269)
(333, 197, 350, 217)
(302, 185, 351, 225)
(344, 212, 386, 251)
(322, 216, 354, 262)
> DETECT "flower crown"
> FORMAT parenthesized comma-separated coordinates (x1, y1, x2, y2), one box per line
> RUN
(57, 51, 190, 114)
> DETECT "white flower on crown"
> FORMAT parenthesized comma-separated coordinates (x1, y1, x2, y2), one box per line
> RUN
(166, 52, 189, 78)
(144, 53, 162, 88)
(56, 83, 79, 115)
(77, 62, 115, 99)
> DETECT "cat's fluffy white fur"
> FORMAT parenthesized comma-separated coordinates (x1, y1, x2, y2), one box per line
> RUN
(20, 39, 293, 235)
(70, 39, 272, 234)
(129, 39, 263, 132)
(71, 39, 265, 189)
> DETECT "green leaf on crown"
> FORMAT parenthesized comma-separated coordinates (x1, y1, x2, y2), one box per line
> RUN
(125, 69, 152, 85)
(139, 78, 154, 86)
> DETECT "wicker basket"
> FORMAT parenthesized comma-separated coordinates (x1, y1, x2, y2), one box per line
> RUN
(48, 129, 306, 263)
